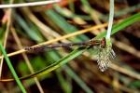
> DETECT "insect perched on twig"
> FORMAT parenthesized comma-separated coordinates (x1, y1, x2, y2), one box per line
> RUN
(25, 38, 115, 72)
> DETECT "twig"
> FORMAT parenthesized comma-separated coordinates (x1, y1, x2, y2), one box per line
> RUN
(0, 0, 60, 9)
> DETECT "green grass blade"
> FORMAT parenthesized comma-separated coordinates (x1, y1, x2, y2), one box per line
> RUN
(47, 51, 92, 93)
(45, 9, 89, 41)
(14, 13, 42, 42)
(0, 44, 26, 93)
(64, 65, 93, 93)
(56, 70, 72, 93)
(96, 12, 140, 39)
(36, 49, 84, 77)
(10, 49, 84, 81)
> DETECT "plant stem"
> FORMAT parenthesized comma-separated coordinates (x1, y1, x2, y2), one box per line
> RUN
(0, 0, 60, 9)
(106, 0, 114, 39)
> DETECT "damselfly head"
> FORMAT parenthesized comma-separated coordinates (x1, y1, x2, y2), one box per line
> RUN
(101, 38, 106, 48)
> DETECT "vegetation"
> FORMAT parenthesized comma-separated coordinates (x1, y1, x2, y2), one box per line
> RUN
(0, 0, 140, 93)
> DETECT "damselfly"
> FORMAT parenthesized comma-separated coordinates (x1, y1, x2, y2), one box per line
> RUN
(25, 38, 105, 52)
(25, 38, 115, 72)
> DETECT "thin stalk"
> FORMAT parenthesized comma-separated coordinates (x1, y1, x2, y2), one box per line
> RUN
(0, 0, 60, 9)
(106, 0, 114, 39)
